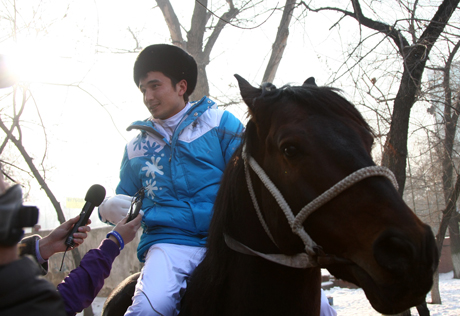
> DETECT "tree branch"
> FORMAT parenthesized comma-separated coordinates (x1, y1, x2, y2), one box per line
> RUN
(418, 0, 460, 49)
(156, 0, 185, 49)
(437, 172, 460, 254)
(202, 3, 240, 64)
(188, 0, 209, 58)
(0, 117, 66, 223)
(0, 85, 27, 155)
(262, 0, 296, 83)
(300, 0, 410, 54)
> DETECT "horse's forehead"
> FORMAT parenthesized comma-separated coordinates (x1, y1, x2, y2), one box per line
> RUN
(260, 100, 311, 132)
(254, 98, 371, 150)
(260, 98, 308, 121)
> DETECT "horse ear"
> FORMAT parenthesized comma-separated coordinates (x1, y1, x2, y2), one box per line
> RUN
(234, 74, 261, 109)
(303, 77, 317, 87)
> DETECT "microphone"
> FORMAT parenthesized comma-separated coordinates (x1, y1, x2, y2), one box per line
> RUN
(65, 184, 106, 248)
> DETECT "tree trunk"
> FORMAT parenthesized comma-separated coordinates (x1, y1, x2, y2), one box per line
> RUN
(431, 173, 460, 304)
(187, 0, 209, 100)
(449, 215, 460, 278)
(156, 0, 186, 48)
(262, 0, 296, 84)
(192, 63, 209, 101)
(381, 50, 427, 194)
(0, 117, 66, 223)
(431, 269, 441, 304)
(437, 173, 460, 256)
(157, 0, 240, 101)
(438, 40, 460, 280)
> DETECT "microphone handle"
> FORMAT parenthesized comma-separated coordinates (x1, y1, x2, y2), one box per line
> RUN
(65, 202, 94, 247)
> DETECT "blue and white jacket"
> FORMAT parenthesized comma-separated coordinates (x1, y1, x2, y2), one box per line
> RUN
(116, 97, 244, 262)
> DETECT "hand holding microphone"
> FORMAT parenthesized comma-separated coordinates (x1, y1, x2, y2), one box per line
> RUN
(64, 184, 106, 248)
(38, 216, 92, 260)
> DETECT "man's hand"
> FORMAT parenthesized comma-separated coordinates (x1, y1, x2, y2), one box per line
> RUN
(39, 215, 91, 260)
(108, 213, 143, 248)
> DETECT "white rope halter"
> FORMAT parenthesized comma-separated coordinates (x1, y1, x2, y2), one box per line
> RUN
(225, 144, 399, 268)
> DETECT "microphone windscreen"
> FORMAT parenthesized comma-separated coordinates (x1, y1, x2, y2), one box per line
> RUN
(84, 184, 106, 206)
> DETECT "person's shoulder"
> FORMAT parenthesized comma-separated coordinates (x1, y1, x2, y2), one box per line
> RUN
(220, 110, 243, 127)
(190, 96, 216, 110)
(191, 97, 242, 127)
(126, 118, 154, 132)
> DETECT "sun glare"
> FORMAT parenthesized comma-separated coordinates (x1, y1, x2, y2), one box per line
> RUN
(3, 41, 65, 85)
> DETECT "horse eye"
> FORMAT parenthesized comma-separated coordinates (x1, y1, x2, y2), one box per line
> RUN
(283, 145, 298, 157)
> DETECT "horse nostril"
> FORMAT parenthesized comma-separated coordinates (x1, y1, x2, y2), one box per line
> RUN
(373, 229, 416, 274)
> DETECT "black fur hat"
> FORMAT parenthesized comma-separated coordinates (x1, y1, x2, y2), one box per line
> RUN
(133, 44, 197, 95)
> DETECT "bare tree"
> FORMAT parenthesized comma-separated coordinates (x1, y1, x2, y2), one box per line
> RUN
(155, 0, 299, 100)
(426, 43, 460, 281)
(301, 0, 460, 194)
(0, 87, 65, 223)
(156, 0, 242, 100)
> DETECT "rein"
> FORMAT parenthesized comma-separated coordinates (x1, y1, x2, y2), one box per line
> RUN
(224, 144, 399, 269)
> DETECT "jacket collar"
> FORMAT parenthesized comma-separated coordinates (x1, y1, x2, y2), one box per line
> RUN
(127, 96, 216, 140)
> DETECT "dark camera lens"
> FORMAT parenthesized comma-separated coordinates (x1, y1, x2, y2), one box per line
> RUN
(17, 206, 39, 228)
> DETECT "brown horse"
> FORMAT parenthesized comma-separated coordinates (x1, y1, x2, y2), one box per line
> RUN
(102, 75, 438, 316)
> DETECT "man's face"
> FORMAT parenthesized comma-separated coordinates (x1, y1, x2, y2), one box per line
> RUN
(139, 71, 187, 120)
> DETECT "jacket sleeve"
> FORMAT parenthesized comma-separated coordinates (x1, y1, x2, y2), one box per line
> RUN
(116, 146, 142, 196)
(57, 239, 120, 316)
(218, 111, 244, 164)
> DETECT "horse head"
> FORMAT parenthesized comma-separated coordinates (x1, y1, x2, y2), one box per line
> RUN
(233, 74, 438, 314)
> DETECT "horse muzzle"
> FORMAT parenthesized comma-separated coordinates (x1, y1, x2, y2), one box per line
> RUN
(330, 225, 438, 314)
(373, 226, 438, 277)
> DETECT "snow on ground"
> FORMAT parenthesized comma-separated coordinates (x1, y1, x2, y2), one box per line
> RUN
(324, 271, 460, 316)
(79, 272, 459, 316)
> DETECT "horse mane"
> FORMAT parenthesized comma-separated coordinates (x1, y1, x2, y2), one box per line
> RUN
(254, 82, 374, 136)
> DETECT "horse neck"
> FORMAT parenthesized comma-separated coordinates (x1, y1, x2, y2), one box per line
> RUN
(209, 143, 279, 254)
(200, 146, 323, 315)
(224, 253, 322, 315)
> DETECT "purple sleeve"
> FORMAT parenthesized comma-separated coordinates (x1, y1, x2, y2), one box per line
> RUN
(57, 239, 120, 316)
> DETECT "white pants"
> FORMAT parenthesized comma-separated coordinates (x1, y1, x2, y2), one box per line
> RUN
(124, 243, 206, 316)
(320, 288, 337, 316)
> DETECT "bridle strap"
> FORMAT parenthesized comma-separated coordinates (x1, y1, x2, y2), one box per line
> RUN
(227, 144, 399, 268)
(224, 233, 354, 268)
(243, 149, 279, 247)
(224, 234, 316, 268)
